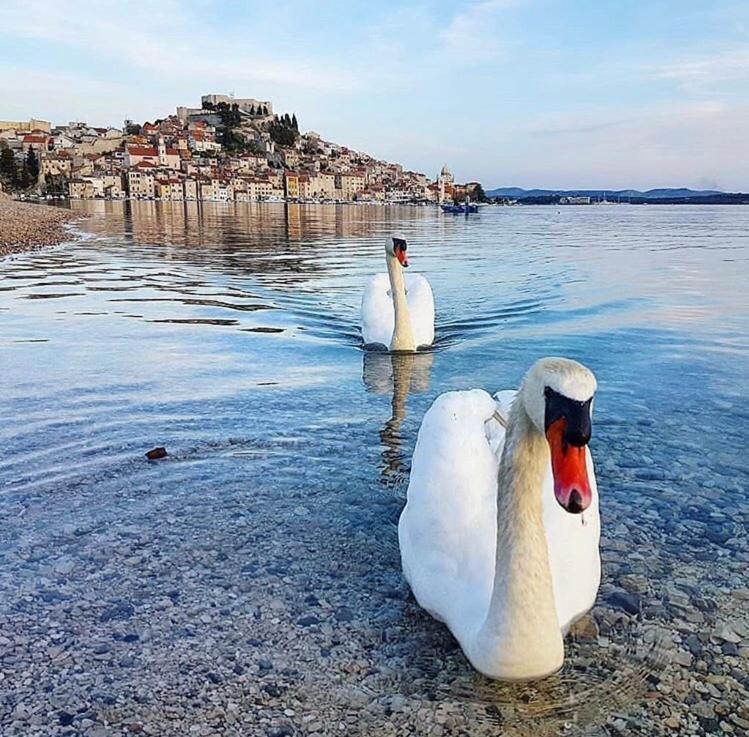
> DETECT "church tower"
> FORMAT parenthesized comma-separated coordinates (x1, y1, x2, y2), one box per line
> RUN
(158, 136, 167, 166)
(438, 164, 453, 204)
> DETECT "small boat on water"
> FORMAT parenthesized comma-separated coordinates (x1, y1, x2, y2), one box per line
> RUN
(441, 202, 479, 214)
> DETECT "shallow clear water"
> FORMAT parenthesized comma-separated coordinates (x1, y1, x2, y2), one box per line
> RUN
(1, 202, 748, 736)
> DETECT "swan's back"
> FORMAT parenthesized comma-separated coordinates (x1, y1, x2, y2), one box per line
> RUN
(399, 388, 600, 643)
(404, 274, 435, 348)
(361, 274, 392, 348)
(398, 389, 499, 642)
(361, 273, 434, 349)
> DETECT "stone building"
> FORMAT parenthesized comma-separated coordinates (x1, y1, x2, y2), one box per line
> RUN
(0, 118, 51, 133)
(438, 164, 454, 204)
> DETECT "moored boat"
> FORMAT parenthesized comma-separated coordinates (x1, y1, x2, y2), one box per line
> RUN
(441, 203, 479, 214)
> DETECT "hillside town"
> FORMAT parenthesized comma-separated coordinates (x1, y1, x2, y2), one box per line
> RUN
(0, 94, 482, 205)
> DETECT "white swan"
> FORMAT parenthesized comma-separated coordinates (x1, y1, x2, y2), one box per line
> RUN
(398, 357, 601, 681)
(361, 233, 435, 352)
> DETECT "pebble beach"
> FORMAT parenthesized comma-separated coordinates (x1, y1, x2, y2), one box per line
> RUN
(1, 444, 748, 737)
(0, 197, 79, 257)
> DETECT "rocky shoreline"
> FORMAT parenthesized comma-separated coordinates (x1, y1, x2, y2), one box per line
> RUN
(0, 430, 747, 737)
(0, 197, 79, 258)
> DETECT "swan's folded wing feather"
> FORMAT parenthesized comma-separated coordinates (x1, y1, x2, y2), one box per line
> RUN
(486, 390, 517, 454)
(399, 389, 501, 639)
(361, 273, 393, 347)
(405, 273, 435, 348)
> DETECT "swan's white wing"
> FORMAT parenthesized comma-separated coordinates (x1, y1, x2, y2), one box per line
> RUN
(487, 390, 517, 454)
(361, 273, 393, 348)
(398, 389, 500, 643)
(405, 273, 435, 348)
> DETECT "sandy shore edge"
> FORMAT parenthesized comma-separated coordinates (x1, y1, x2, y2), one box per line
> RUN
(0, 197, 82, 258)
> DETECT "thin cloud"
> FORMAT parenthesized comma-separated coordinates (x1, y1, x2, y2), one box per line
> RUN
(479, 101, 749, 190)
(440, 0, 525, 63)
(0, 0, 361, 93)
(649, 47, 749, 89)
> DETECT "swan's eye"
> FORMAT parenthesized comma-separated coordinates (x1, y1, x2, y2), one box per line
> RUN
(544, 386, 554, 398)
(393, 238, 407, 251)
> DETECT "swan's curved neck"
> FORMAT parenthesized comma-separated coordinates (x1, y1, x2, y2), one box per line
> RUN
(471, 399, 563, 679)
(386, 252, 415, 352)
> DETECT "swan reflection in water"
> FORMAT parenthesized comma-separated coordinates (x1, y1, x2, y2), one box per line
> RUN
(362, 351, 434, 483)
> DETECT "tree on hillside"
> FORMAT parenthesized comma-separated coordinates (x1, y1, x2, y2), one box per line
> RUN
(125, 121, 141, 135)
(0, 144, 16, 184)
(26, 149, 40, 180)
(18, 159, 32, 189)
(473, 182, 488, 202)
(268, 119, 297, 147)
(291, 113, 298, 131)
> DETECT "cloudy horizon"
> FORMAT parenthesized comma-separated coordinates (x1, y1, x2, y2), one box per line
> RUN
(1, 0, 747, 191)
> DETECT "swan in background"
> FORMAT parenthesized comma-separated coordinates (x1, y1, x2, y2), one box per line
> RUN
(398, 357, 601, 681)
(361, 233, 434, 352)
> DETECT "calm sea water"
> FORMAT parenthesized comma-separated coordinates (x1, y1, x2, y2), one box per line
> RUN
(1, 202, 747, 735)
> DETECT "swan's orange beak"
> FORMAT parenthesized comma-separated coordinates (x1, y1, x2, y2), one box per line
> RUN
(546, 418, 592, 514)
(396, 247, 409, 267)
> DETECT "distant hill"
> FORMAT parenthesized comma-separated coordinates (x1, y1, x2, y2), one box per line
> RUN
(486, 187, 725, 200)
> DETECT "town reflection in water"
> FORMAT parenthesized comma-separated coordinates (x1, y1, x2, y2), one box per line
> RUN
(70, 199, 423, 248)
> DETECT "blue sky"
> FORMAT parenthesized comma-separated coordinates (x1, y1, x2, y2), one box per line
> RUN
(2, 0, 748, 190)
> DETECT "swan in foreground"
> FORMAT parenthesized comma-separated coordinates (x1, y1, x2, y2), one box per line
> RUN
(361, 233, 434, 351)
(398, 357, 601, 680)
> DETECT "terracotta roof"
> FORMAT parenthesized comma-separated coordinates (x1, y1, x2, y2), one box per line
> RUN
(127, 145, 158, 157)
(23, 134, 48, 143)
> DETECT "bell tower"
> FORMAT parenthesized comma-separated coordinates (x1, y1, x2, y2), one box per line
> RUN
(438, 164, 453, 204)
(158, 136, 167, 166)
